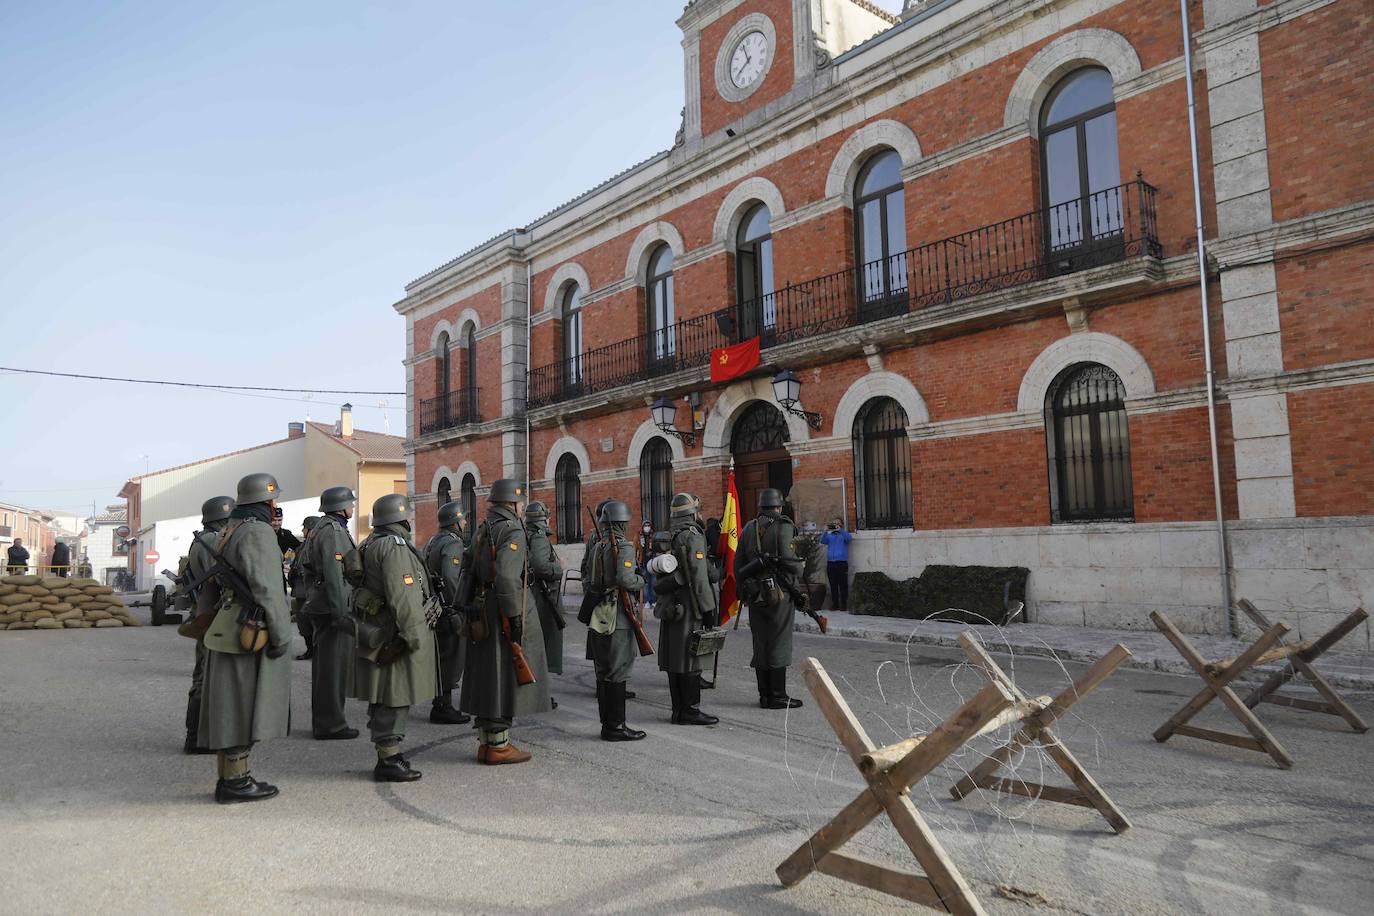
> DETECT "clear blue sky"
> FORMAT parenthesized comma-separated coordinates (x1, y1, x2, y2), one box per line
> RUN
(0, 0, 902, 517)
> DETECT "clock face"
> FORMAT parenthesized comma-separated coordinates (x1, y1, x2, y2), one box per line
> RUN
(729, 31, 769, 89)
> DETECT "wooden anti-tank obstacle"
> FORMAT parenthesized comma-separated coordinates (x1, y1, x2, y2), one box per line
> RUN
(1151, 602, 1368, 768)
(776, 634, 1132, 914)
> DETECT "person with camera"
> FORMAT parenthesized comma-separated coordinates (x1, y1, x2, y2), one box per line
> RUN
(734, 488, 805, 709)
(651, 493, 719, 726)
(349, 493, 439, 782)
(300, 486, 360, 741)
(422, 501, 472, 725)
(459, 479, 550, 764)
(819, 517, 852, 613)
(197, 473, 293, 803)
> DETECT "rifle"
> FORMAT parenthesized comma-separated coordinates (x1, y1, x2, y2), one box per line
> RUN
(501, 614, 537, 685)
(616, 568, 656, 657)
(577, 504, 606, 625)
(737, 550, 828, 635)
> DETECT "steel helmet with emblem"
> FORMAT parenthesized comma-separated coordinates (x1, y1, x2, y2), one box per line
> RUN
(759, 488, 784, 510)
(601, 500, 632, 523)
(237, 472, 283, 505)
(201, 496, 235, 525)
(371, 493, 411, 526)
(670, 492, 700, 518)
(524, 500, 550, 520)
(302, 515, 321, 531)
(437, 501, 465, 528)
(319, 485, 357, 514)
(489, 479, 524, 504)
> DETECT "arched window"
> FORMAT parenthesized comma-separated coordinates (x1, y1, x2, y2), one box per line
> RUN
(736, 203, 775, 340)
(462, 325, 478, 422)
(852, 397, 912, 529)
(638, 437, 673, 532)
(436, 476, 452, 511)
(436, 330, 452, 427)
(645, 245, 676, 371)
(854, 149, 908, 319)
(460, 473, 477, 526)
(1040, 68, 1122, 252)
(731, 401, 789, 455)
(555, 454, 582, 542)
(561, 283, 583, 390)
(1046, 363, 1133, 523)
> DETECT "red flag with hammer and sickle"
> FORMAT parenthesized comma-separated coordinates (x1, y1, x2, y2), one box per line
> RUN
(709, 336, 761, 384)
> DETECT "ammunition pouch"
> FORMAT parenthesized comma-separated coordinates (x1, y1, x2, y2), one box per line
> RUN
(341, 548, 364, 588)
(577, 587, 604, 626)
(653, 596, 684, 622)
(351, 586, 400, 663)
(464, 612, 489, 643)
(236, 605, 269, 653)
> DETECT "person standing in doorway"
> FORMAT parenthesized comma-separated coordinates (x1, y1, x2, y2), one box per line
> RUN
(819, 518, 852, 613)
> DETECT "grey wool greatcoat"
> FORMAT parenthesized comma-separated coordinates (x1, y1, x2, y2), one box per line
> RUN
(459, 505, 551, 720)
(654, 517, 718, 674)
(350, 523, 439, 708)
(525, 519, 565, 675)
(585, 523, 643, 683)
(198, 514, 293, 749)
(423, 527, 468, 690)
(733, 511, 804, 670)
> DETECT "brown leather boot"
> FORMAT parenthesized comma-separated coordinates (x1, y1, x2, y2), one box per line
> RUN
(482, 742, 532, 765)
(476, 743, 488, 764)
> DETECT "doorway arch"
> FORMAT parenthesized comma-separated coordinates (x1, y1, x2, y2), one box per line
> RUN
(730, 401, 792, 525)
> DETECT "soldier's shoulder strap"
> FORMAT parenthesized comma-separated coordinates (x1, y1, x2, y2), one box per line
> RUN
(215, 518, 249, 557)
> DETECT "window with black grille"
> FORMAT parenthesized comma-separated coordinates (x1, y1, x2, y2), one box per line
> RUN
(852, 396, 913, 529)
(437, 476, 451, 511)
(639, 437, 673, 532)
(1046, 363, 1134, 522)
(730, 401, 789, 454)
(460, 473, 477, 526)
(555, 453, 582, 542)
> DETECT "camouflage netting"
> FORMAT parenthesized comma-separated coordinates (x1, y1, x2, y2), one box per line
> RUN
(0, 576, 140, 630)
(850, 565, 1029, 625)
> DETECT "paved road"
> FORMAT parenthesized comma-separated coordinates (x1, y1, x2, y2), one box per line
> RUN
(1, 616, 1371, 914)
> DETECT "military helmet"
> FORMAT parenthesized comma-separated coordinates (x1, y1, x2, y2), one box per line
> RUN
(303, 516, 321, 531)
(371, 493, 411, 527)
(651, 530, 673, 549)
(319, 485, 357, 514)
(524, 501, 550, 520)
(595, 499, 610, 519)
(237, 472, 283, 505)
(759, 488, 785, 510)
(602, 500, 632, 523)
(670, 492, 700, 517)
(489, 478, 524, 504)
(201, 496, 235, 525)
(437, 501, 465, 528)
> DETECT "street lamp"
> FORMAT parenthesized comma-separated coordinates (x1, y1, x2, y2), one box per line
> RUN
(772, 369, 823, 430)
(651, 396, 696, 446)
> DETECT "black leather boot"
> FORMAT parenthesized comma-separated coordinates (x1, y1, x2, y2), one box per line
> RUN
(429, 691, 471, 725)
(215, 775, 279, 804)
(184, 732, 212, 755)
(374, 753, 422, 782)
(667, 674, 684, 724)
(755, 666, 772, 708)
(766, 668, 803, 709)
(601, 682, 647, 741)
(676, 674, 718, 726)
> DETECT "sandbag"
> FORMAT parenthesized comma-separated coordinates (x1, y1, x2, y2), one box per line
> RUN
(84, 585, 115, 596)
(65, 620, 94, 628)
(53, 609, 81, 623)
(113, 615, 140, 627)
(36, 595, 60, 605)
(2, 575, 40, 586)
(7, 621, 35, 630)
(51, 588, 81, 599)
(70, 578, 100, 588)
(33, 618, 62, 630)
(40, 577, 68, 588)
(84, 610, 113, 621)
(17, 585, 47, 597)
(22, 610, 53, 622)
(8, 601, 39, 614)
(0, 593, 27, 606)
(0, 612, 18, 625)
(0, 583, 16, 596)
(48, 602, 73, 613)
(94, 619, 123, 628)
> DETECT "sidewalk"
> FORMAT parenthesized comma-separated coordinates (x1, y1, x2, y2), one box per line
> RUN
(785, 611, 1374, 692)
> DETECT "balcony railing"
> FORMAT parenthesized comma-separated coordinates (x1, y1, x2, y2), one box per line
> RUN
(419, 387, 481, 435)
(527, 178, 1159, 409)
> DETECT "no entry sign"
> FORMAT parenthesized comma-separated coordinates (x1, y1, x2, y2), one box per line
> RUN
(144, 550, 160, 565)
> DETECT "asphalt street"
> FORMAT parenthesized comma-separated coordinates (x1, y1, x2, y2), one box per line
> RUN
(1, 615, 1372, 915)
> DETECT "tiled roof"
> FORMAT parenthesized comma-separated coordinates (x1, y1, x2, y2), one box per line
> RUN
(307, 422, 405, 462)
(93, 505, 127, 523)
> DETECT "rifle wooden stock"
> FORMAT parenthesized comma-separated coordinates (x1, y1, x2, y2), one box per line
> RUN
(500, 615, 537, 686)
(618, 587, 656, 657)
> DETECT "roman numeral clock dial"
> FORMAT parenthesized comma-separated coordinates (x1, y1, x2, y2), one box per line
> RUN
(729, 31, 768, 89)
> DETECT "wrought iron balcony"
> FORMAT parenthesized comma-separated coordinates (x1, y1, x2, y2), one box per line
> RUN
(419, 388, 481, 436)
(527, 178, 1160, 410)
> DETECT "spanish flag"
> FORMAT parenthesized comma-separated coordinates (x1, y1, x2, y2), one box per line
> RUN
(717, 470, 741, 625)
(710, 336, 761, 384)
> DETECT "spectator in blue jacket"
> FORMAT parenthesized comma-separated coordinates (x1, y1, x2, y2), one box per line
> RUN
(819, 519, 852, 612)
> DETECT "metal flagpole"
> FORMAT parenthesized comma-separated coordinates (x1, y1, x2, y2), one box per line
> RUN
(705, 459, 736, 690)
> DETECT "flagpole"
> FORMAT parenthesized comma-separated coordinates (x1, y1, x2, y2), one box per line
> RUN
(706, 459, 736, 690)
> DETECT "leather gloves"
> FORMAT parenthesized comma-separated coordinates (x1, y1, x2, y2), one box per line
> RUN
(508, 616, 524, 646)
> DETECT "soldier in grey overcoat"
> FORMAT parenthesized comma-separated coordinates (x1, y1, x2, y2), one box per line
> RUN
(197, 473, 293, 804)
(652, 492, 719, 726)
(182, 495, 234, 755)
(350, 493, 440, 782)
(459, 479, 550, 765)
(523, 501, 565, 700)
(289, 516, 320, 660)
(733, 487, 805, 710)
(301, 486, 359, 740)
(586, 500, 647, 741)
(422, 500, 471, 725)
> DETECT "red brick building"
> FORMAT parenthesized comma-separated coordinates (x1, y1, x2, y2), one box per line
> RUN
(393, 0, 1374, 649)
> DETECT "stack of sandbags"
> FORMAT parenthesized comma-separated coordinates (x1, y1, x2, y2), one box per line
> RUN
(0, 576, 141, 630)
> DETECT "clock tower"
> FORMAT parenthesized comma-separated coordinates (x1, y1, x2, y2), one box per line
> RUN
(676, 0, 894, 149)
